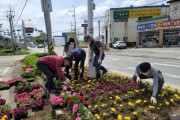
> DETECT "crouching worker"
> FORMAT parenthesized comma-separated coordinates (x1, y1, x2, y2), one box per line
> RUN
(70, 48, 86, 80)
(36, 55, 71, 93)
(133, 62, 164, 104)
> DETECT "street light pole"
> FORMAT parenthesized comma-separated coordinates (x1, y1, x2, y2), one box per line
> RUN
(87, 0, 94, 78)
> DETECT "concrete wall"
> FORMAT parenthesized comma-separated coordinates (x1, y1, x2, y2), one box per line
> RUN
(169, 1, 180, 20)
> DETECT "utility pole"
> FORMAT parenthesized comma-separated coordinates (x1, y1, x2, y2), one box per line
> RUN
(73, 7, 77, 43)
(7, 8, 15, 51)
(42, 0, 53, 52)
(87, 0, 94, 78)
(98, 20, 100, 41)
(69, 7, 78, 44)
(22, 20, 27, 48)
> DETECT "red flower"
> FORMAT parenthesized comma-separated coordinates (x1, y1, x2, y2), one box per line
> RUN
(68, 99, 74, 104)
(78, 96, 84, 101)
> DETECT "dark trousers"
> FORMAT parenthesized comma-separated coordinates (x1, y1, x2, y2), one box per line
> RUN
(36, 60, 57, 90)
(74, 51, 86, 79)
(93, 53, 107, 76)
(132, 71, 164, 94)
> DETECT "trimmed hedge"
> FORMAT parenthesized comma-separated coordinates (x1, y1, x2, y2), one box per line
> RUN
(23, 52, 56, 75)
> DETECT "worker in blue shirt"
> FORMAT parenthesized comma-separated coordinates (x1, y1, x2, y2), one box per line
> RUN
(70, 48, 86, 80)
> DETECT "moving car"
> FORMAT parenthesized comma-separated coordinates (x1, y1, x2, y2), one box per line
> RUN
(112, 41, 126, 49)
(37, 44, 45, 48)
(30, 44, 36, 48)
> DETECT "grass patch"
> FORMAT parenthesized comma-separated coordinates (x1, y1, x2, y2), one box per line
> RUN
(0, 49, 30, 56)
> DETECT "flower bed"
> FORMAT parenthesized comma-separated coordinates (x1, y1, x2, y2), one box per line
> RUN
(0, 81, 10, 90)
(63, 73, 180, 120)
(0, 102, 12, 119)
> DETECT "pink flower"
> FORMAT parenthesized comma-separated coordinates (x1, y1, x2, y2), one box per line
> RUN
(62, 84, 68, 91)
(72, 104, 78, 113)
(75, 113, 81, 120)
(87, 112, 91, 119)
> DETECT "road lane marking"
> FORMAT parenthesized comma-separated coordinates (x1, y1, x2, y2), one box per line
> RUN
(164, 62, 180, 65)
(1, 67, 10, 76)
(153, 63, 180, 68)
(111, 59, 119, 61)
(163, 73, 180, 79)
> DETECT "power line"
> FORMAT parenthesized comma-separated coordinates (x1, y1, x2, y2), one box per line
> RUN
(14, 0, 29, 27)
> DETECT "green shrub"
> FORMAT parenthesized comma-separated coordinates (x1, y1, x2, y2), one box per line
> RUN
(23, 52, 56, 76)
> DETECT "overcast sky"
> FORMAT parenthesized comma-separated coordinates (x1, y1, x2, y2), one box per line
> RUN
(0, 0, 168, 38)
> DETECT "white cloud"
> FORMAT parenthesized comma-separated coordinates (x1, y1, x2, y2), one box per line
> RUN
(104, 0, 116, 6)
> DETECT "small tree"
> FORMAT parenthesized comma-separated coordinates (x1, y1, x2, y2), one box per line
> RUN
(34, 32, 47, 44)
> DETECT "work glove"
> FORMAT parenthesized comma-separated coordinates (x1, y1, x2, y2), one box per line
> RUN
(98, 58, 102, 64)
(136, 77, 141, 84)
(64, 78, 70, 84)
(151, 96, 157, 105)
(63, 52, 65, 56)
(79, 68, 83, 74)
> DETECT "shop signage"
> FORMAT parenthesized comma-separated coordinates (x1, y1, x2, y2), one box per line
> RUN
(113, 11, 129, 19)
(113, 8, 161, 19)
(162, 20, 180, 27)
(129, 8, 161, 18)
(137, 23, 156, 31)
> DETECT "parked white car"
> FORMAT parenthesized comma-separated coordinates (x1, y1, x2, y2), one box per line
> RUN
(112, 41, 127, 49)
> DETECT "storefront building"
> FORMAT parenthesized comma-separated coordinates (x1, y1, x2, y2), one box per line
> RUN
(137, 0, 180, 47)
(104, 5, 170, 48)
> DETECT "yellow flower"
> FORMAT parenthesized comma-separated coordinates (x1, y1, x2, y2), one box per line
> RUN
(88, 80, 91, 83)
(165, 101, 170, 106)
(116, 96, 120, 100)
(119, 104, 123, 107)
(144, 100, 147, 103)
(111, 107, 116, 112)
(95, 104, 98, 108)
(101, 104, 107, 107)
(170, 99, 174, 103)
(118, 114, 123, 120)
(143, 109, 147, 113)
(135, 89, 139, 93)
(157, 107, 161, 110)
(124, 116, 131, 120)
(128, 102, 134, 107)
(133, 111, 138, 116)
(95, 114, 100, 119)
(109, 97, 112, 99)
(113, 101, 117, 104)
(1, 115, 8, 120)
(141, 88, 145, 92)
(135, 99, 142, 104)
(103, 112, 106, 116)
(149, 105, 155, 109)
(88, 105, 91, 108)
(175, 88, 178, 92)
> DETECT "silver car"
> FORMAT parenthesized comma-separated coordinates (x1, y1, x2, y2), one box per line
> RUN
(112, 41, 126, 49)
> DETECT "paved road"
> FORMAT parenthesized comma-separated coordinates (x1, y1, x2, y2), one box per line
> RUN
(28, 47, 180, 87)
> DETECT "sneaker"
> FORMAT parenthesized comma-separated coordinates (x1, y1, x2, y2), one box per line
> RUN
(48, 89, 57, 94)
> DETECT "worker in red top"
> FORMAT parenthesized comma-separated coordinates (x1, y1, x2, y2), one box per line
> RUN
(36, 55, 71, 93)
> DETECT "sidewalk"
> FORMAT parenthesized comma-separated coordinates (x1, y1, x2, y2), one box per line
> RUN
(107, 47, 180, 60)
